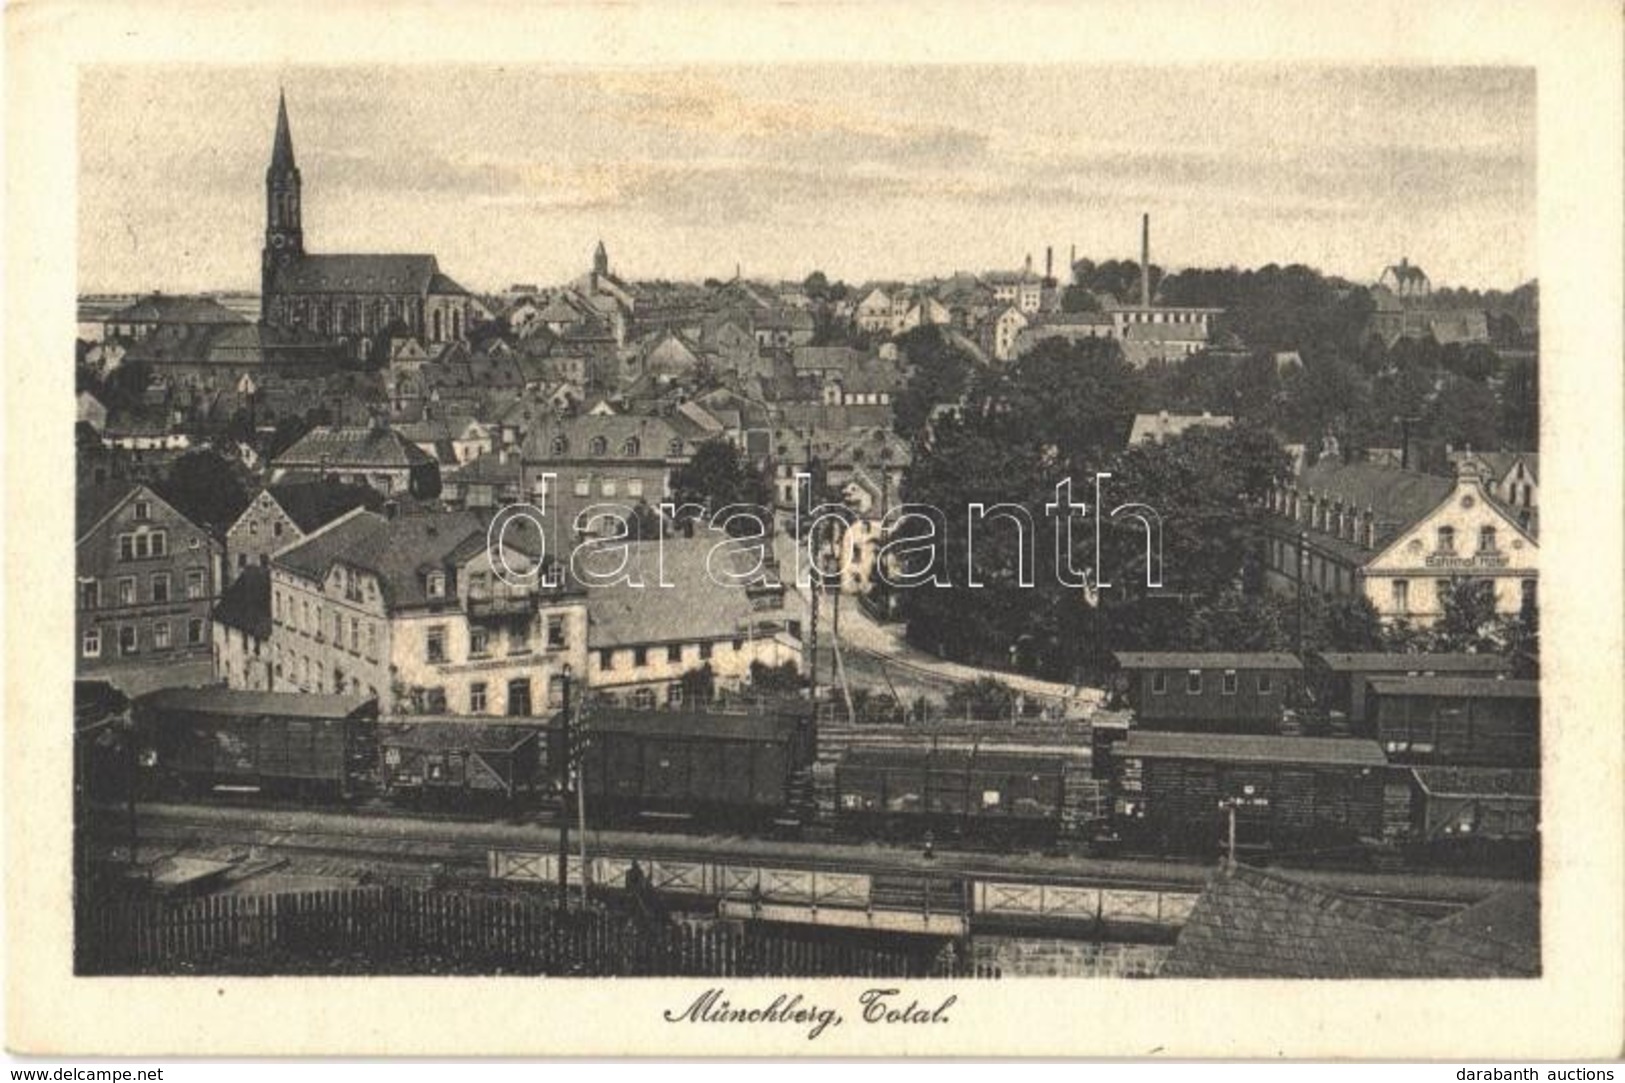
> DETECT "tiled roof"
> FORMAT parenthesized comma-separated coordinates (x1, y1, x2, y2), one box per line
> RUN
(274, 509, 496, 609)
(273, 254, 441, 296)
(1113, 651, 1302, 670)
(1298, 461, 1453, 535)
(519, 413, 691, 462)
(108, 294, 249, 327)
(1365, 676, 1538, 699)
(586, 534, 798, 650)
(213, 566, 272, 639)
(1119, 731, 1389, 768)
(76, 480, 139, 540)
(274, 425, 436, 470)
(266, 479, 384, 533)
(1161, 863, 1538, 978)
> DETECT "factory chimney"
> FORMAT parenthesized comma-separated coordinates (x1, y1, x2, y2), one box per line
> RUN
(1140, 213, 1151, 308)
(1045, 246, 1054, 280)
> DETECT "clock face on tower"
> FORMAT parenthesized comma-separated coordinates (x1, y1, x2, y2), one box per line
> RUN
(272, 234, 286, 248)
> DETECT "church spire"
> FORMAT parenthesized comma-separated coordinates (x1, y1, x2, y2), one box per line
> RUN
(270, 89, 296, 173)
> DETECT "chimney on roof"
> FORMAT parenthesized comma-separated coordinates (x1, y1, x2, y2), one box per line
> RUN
(1140, 213, 1151, 308)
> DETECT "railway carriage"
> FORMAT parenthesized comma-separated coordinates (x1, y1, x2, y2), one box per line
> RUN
(834, 745, 1069, 845)
(377, 720, 542, 807)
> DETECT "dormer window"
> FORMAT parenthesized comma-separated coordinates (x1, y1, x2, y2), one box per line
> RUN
(427, 571, 446, 599)
(589, 436, 608, 457)
(622, 437, 640, 457)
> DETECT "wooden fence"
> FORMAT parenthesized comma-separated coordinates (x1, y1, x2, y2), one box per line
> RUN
(76, 886, 1001, 978)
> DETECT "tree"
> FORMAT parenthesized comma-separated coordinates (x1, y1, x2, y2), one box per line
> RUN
(669, 438, 771, 528)
(679, 664, 716, 705)
(803, 271, 830, 301)
(987, 337, 1142, 467)
(945, 677, 1019, 721)
(158, 450, 251, 535)
(748, 660, 804, 695)
(1431, 577, 1501, 653)
(892, 325, 978, 438)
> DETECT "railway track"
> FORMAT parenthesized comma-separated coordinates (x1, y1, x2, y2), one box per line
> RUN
(92, 800, 1500, 917)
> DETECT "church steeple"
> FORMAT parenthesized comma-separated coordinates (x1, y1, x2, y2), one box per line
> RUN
(263, 89, 304, 323)
(593, 239, 609, 276)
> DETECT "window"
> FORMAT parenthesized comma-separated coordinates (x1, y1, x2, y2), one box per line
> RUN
(574, 478, 591, 497)
(82, 629, 101, 658)
(508, 623, 530, 653)
(551, 436, 568, 456)
(273, 521, 284, 538)
(598, 648, 615, 671)
(349, 617, 359, 653)
(732, 638, 745, 652)
(119, 535, 135, 562)
(1186, 670, 1202, 695)
(469, 571, 489, 598)
(187, 619, 205, 645)
(1478, 526, 1498, 553)
(1436, 526, 1456, 553)
(1392, 579, 1410, 614)
(699, 642, 713, 661)
(601, 479, 619, 497)
(1222, 671, 1238, 696)
(633, 647, 649, 668)
(470, 682, 488, 713)
(365, 622, 377, 661)
(79, 580, 100, 610)
(117, 577, 136, 606)
(668, 439, 685, 456)
(119, 626, 138, 656)
(546, 615, 567, 650)
(425, 687, 448, 714)
(427, 571, 446, 599)
(1258, 674, 1274, 695)
(150, 531, 167, 557)
(185, 569, 206, 600)
(666, 644, 683, 664)
(470, 627, 490, 656)
(426, 626, 447, 663)
(622, 437, 640, 457)
(1520, 578, 1537, 614)
(134, 500, 151, 521)
(627, 479, 644, 498)
(507, 678, 532, 717)
(632, 687, 656, 710)
(237, 554, 248, 571)
(333, 612, 343, 644)
(589, 436, 608, 456)
(153, 621, 172, 650)
(249, 521, 259, 538)
(667, 683, 683, 706)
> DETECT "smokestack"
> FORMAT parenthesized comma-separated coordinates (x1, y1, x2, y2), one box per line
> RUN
(1070, 243, 1076, 273)
(1140, 213, 1151, 308)
(1045, 246, 1053, 280)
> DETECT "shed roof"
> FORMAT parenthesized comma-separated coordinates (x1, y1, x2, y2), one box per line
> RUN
(1366, 676, 1538, 700)
(1311, 652, 1510, 674)
(136, 687, 374, 719)
(1113, 652, 1302, 671)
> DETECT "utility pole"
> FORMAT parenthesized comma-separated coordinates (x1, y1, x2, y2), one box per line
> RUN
(1295, 530, 1307, 657)
(556, 665, 573, 910)
(576, 706, 590, 910)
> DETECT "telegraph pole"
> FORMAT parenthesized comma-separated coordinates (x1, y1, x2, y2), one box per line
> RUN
(556, 665, 573, 910)
(1295, 530, 1307, 657)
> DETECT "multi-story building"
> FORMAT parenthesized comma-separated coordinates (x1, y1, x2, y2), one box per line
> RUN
(76, 481, 221, 681)
(1262, 457, 1539, 627)
(518, 414, 694, 536)
(265, 508, 589, 715)
(584, 534, 802, 708)
(224, 479, 381, 584)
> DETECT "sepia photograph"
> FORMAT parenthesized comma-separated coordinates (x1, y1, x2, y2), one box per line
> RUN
(8, 0, 1624, 1062)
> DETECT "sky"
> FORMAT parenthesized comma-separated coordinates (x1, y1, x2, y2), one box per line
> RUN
(78, 65, 1536, 295)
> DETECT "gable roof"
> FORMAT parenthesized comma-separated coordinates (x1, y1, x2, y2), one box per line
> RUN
(77, 480, 141, 541)
(1162, 863, 1538, 978)
(273, 425, 436, 470)
(264, 479, 385, 533)
(1311, 651, 1511, 674)
(1298, 461, 1453, 535)
(213, 565, 272, 639)
(273, 254, 442, 296)
(107, 294, 250, 327)
(1113, 651, 1302, 670)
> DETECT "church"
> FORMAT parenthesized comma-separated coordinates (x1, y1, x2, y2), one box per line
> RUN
(259, 92, 485, 362)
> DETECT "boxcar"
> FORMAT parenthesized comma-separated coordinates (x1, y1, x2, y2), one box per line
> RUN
(834, 745, 1068, 843)
(555, 709, 813, 822)
(1113, 731, 1402, 856)
(134, 688, 376, 796)
(377, 720, 541, 805)
(1306, 653, 1512, 735)
(1111, 652, 1302, 734)
(1365, 677, 1539, 767)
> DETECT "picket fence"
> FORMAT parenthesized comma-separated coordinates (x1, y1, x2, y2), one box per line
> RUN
(76, 885, 1001, 978)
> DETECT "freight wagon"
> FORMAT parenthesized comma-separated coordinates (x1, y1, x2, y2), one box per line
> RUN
(1112, 731, 1402, 856)
(1305, 653, 1512, 735)
(377, 721, 542, 807)
(134, 688, 377, 797)
(1110, 652, 1302, 734)
(1365, 677, 1539, 767)
(555, 708, 815, 826)
(834, 745, 1069, 845)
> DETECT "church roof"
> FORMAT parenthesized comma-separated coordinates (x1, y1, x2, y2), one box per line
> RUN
(270, 90, 296, 173)
(273, 254, 443, 296)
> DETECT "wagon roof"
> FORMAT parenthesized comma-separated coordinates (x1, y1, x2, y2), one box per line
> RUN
(839, 746, 1064, 772)
(560, 708, 803, 741)
(1112, 651, 1303, 671)
(1365, 676, 1539, 699)
(1411, 766, 1540, 798)
(135, 687, 376, 719)
(1311, 652, 1511, 673)
(377, 720, 539, 752)
(1119, 731, 1389, 767)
